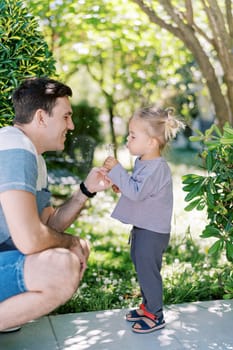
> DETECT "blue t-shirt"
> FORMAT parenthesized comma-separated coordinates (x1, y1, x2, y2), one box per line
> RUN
(0, 126, 51, 247)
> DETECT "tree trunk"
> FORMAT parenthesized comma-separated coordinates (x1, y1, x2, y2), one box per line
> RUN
(132, 0, 233, 127)
(106, 95, 117, 158)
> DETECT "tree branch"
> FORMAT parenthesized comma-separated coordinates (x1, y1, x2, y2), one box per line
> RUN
(201, 0, 233, 81)
(226, 0, 233, 40)
(131, 0, 182, 38)
(176, 0, 213, 47)
(202, 0, 231, 51)
(131, 0, 232, 125)
(185, 0, 194, 25)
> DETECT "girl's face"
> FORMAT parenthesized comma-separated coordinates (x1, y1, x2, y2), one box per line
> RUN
(126, 117, 157, 159)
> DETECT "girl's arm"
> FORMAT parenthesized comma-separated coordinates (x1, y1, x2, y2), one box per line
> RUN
(107, 162, 157, 201)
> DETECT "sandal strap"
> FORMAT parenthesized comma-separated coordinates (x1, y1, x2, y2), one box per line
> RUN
(132, 318, 151, 331)
(139, 303, 145, 311)
(143, 309, 157, 321)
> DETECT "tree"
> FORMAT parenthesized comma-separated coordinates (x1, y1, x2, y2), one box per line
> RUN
(131, 0, 233, 128)
(26, 0, 194, 153)
(0, 0, 56, 126)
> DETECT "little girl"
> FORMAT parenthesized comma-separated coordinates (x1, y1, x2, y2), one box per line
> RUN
(103, 106, 185, 334)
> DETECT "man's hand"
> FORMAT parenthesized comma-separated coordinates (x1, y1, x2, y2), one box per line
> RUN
(84, 167, 112, 193)
(69, 237, 87, 280)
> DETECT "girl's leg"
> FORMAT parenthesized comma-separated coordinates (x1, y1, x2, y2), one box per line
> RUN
(125, 228, 145, 320)
(133, 228, 170, 318)
(130, 227, 147, 306)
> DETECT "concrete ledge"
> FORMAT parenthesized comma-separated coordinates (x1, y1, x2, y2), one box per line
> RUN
(1, 299, 233, 350)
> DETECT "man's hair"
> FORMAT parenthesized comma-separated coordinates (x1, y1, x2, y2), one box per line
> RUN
(12, 77, 72, 124)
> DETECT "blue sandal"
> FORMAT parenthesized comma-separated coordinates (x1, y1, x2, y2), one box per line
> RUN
(132, 313, 165, 334)
(126, 303, 145, 322)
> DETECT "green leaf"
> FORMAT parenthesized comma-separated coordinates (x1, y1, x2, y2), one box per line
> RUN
(184, 179, 205, 202)
(196, 201, 205, 210)
(191, 128, 204, 136)
(223, 294, 233, 300)
(208, 240, 222, 255)
(226, 241, 233, 261)
(212, 125, 222, 137)
(220, 137, 233, 145)
(189, 136, 202, 142)
(206, 152, 213, 171)
(184, 198, 201, 211)
(206, 187, 215, 207)
(182, 183, 196, 192)
(223, 126, 233, 136)
(200, 226, 221, 238)
(182, 174, 203, 184)
(204, 140, 220, 150)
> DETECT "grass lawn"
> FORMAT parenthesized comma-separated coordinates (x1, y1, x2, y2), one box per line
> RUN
(49, 147, 233, 315)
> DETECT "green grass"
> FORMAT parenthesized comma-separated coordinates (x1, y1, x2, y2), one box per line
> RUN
(49, 148, 233, 315)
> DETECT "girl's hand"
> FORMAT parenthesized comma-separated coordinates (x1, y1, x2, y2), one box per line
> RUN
(103, 156, 119, 171)
(112, 184, 120, 193)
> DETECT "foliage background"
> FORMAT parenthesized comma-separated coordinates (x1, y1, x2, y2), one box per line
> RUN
(0, 0, 56, 126)
(0, 0, 232, 313)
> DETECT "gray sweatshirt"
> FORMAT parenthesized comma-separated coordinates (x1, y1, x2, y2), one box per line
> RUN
(108, 157, 173, 233)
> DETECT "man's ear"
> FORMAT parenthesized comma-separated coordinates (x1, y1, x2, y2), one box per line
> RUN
(34, 109, 48, 127)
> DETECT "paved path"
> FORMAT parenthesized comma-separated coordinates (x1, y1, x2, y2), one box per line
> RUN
(1, 299, 233, 350)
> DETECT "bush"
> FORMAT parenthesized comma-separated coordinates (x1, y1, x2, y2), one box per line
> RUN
(0, 0, 56, 126)
(182, 123, 233, 262)
(66, 101, 103, 148)
(47, 101, 103, 179)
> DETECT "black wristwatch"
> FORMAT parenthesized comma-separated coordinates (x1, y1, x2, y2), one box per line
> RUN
(80, 182, 97, 198)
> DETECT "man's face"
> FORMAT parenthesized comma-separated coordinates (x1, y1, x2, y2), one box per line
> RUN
(45, 96, 74, 151)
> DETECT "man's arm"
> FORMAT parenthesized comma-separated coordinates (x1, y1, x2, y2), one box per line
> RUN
(44, 190, 88, 232)
(0, 167, 111, 255)
(44, 167, 112, 232)
(0, 190, 80, 255)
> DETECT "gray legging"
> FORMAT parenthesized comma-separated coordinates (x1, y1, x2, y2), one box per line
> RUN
(130, 226, 170, 318)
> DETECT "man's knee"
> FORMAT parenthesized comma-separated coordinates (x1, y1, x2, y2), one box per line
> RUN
(25, 248, 81, 301)
(54, 248, 81, 293)
(80, 238, 91, 260)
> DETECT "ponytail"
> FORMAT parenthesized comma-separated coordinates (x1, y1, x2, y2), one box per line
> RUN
(164, 108, 185, 142)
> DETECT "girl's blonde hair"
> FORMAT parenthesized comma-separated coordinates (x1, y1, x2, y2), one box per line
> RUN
(133, 106, 185, 149)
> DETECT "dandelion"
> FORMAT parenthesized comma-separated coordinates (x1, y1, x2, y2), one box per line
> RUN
(105, 143, 115, 156)
(103, 278, 111, 285)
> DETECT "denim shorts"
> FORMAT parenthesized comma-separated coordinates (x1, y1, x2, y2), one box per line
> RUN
(0, 250, 28, 302)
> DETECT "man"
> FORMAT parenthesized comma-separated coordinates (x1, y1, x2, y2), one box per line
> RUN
(0, 77, 110, 332)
